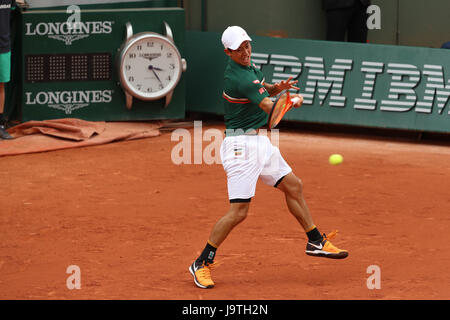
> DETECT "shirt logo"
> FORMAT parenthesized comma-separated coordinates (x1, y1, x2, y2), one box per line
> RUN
(253, 80, 260, 84)
(259, 87, 266, 94)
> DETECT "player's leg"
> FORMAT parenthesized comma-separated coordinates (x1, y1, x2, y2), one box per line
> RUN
(209, 201, 250, 247)
(195, 201, 250, 268)
(276, 172, 315, 230)
(189, 202, 250, 289)
(259, 142, 348, 259)
(276, 172, 348, 259)
(0, 51, 13, 140)
(258, 143, 316, 231)
(189, 135, 260, 288)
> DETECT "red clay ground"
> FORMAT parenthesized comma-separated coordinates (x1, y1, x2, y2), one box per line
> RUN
(1, 123, 449, 300)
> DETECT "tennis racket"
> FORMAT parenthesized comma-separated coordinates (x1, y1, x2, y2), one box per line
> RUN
(267, 90, 301, 129)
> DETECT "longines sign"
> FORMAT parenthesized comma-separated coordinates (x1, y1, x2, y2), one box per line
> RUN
(25, 90, 113, 114)
(24, 21, 114, 45)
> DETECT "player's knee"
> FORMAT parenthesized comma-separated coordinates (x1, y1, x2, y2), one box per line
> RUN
(234, 206, 249, 223)
(234, 212, 247, 224)
(229, 203, 249, 224)
(287, 177, 303, 196)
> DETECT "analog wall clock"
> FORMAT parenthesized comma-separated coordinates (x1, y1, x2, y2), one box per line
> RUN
(117, 21, 187, 109)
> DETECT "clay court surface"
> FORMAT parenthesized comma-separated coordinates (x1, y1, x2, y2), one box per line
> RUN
(1, 123, 449, 300)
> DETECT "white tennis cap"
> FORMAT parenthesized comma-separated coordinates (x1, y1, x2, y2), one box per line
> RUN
(221, 26, 252, 50)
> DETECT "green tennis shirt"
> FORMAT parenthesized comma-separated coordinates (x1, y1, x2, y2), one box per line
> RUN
(222, 58, 270, 132)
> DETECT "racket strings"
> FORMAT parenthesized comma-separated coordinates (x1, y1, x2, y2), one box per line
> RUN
(275, 96, 293, 124)
(269, 90, 294, 128)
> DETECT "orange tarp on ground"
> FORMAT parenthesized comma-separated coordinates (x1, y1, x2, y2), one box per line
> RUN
(0, 118, 161, 157)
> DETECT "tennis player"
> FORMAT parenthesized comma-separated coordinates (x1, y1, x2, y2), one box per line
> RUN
(189, 26, 348, 289)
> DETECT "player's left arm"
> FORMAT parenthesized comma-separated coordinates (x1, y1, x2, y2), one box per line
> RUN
(263, 77, 300, 97)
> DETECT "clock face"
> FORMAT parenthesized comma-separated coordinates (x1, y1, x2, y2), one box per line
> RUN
(120, 33, 182, 100)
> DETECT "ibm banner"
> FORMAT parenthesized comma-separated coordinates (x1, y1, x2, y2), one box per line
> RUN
(186, 32, 450, 134)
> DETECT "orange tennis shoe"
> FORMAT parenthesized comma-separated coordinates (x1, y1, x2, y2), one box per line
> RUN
(189, 261, 218, 289)
(305, 230, 348, 259)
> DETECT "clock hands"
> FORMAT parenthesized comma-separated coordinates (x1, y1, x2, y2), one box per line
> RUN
(148, 64, 164, 72)
(148, 65, 163, 85)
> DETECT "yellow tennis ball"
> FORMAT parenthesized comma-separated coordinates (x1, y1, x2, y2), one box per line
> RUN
(329, 154, 343, 165)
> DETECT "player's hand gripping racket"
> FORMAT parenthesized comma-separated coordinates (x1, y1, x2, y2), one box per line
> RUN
(267, 90, 301, 129)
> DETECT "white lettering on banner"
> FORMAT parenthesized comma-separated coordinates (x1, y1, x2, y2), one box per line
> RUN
(354, 61, 384, 110)
(25, 90, 113, 114)
(252, 52, 450, 115)
(269, 54, 302, 87)
(380, 64, 420, 112)
(25, 21, 114, 45)
(251, 53, 269, 70)
(418, 65, 450, 114)
(302, 57, 352, 107)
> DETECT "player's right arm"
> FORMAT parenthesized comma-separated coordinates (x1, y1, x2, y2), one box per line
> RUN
(259, 98, 274, 114)
(258, 94, 304, 114)
(259, 76, 302, 113)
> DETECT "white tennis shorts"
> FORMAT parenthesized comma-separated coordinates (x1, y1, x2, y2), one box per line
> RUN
(220, 134, 292, 201)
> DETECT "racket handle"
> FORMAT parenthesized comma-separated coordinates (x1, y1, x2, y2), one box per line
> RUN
(291, 97, 300, 105)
